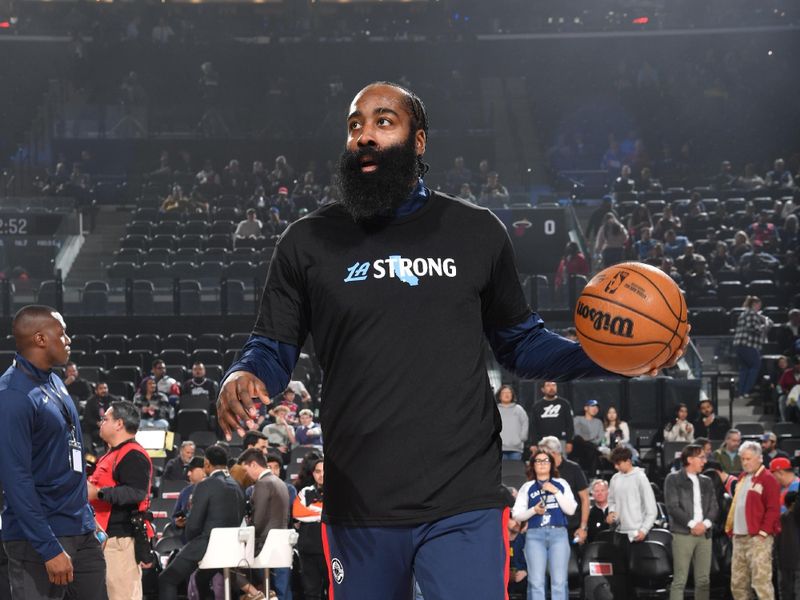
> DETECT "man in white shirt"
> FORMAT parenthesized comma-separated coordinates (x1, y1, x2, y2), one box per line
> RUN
(664, 444, 719, 600)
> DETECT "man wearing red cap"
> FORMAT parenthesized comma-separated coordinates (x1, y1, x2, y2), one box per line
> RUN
(769, 457, 799, 514)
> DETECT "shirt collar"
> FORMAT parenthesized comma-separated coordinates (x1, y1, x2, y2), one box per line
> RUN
(14, 353, 52, 384)
(394, 179, 429, 218)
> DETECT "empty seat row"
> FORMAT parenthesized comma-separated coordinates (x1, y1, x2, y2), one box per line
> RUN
(114, 247, 270, 266)
(120, 234, 274, 252)
(0, 332, 251, 354)
(126, 219, 237, 236)
(108, 261, 265, 282)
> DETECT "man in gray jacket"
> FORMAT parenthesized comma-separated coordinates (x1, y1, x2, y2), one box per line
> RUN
(607, 446, 657, 543)
(664, 444, 719, 600)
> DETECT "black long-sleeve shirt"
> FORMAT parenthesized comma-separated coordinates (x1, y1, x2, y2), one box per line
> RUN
(528, 397, 575, 446)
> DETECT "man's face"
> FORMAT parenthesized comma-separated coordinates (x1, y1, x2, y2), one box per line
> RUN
(592, 483, 608, 505)
(244, 461, 262, 482)
(542, 382, 557, 399)
(99, 408, 121, 443)
(284, 390, 296, 403)
(699, 402, 713, 419)
(338, 84, 425, 222)
(65, 364, 78, 379)
(614, 460, 633, 474)
(152, 363, 165, 378)
(726, 434, 741, 453)
(774, 470, 794, 487)
(180, 444, 195, 463)
(299, 413, 313, 427)
(267, 460, 281, 478)
(188, 467, 206, 485)
(192, 364, 205, 379)
(686, 451, 707, 474)
(740, 449, 762, 474)
(761, 438, 776, 453)
(96, 383, 108, 397)
(43, 313, 71, 366)
(585, 405, 598, 417)
(251, 438, 268, 453)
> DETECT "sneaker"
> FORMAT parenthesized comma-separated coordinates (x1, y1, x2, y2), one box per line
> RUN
(243, 592, 266, 600)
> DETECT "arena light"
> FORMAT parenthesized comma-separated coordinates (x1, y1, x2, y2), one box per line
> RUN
(632, 16, 649, 24)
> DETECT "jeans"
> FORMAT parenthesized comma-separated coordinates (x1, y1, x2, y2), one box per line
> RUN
(271, 567, 292, 600)
(502, 451, 523, 461)
(524, 527, 569, 600)
(735, 345, 761, 397)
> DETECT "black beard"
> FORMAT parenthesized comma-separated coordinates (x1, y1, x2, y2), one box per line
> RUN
(337, 135, 418, 223)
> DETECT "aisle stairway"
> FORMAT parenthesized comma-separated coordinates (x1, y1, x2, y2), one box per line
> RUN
(64, 207, 130, 287)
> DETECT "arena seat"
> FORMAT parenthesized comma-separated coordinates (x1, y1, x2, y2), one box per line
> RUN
(132, 280, 156, 315)
(120, 235, 149, 251)
(108, 262, 139, 281)
(773, 422, 800, 439)
(163, 334, 194, 353)
(176, 409, 211, 439)
(115, 248, 145, 265)
(184, 220, 210, 236)
(37, 280, 58, 306)
(70, 334, 96, 353)
(188, 430, 218, 449)
(195, 334, 225, 352)
(145, 249, 173, 265)
(225, 280, 248, 314)
(192, 349, 223, 366)
(108, 365, 142, 384)
(150, 235, 176, 251)
(153, 222, 182, 236)
(734, 422, 764, 439)
(126, 221, 152, 236)
(107, 380, 135, 400)
(130, 334, 161, 354)
(160, 349, 189, 366)
(629, 541, 672, 597)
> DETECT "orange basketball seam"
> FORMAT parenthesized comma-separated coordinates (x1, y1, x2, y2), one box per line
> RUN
(578, 292, 675, 334)
(619, 262, 686, 323)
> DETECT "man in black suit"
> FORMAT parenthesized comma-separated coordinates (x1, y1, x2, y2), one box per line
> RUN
(158, 445, 246, 600)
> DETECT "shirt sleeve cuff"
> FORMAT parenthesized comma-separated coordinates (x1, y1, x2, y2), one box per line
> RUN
(702, 519, 712, 529)
(687, 519, 697, 529)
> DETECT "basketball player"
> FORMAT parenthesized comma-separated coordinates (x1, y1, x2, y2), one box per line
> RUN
(218, 82, 689, 600)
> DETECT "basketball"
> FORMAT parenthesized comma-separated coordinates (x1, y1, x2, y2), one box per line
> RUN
(574, 261, 689, 376)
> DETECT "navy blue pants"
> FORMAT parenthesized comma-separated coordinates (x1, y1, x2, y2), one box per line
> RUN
(322, 507, 509, 600)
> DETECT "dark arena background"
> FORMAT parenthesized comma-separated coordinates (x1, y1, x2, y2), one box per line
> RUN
(1, 0, 799, 598)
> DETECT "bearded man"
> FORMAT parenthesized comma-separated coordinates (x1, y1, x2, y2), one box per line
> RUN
(216, 82, 688, 599)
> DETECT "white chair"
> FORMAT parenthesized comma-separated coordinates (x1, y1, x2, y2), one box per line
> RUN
(252, 529, 299, 597)
(198, 526, 255, 600)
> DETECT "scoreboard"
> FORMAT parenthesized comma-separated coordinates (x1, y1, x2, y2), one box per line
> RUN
(492, 206, 570, 275)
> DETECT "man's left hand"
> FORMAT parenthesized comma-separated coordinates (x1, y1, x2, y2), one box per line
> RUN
(574, 528, 588, 544)
(690, 523, 706, 536)
(633, 530, 646, 542)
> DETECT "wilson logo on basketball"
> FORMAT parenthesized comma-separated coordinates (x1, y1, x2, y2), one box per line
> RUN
(575, 300, 634, 338)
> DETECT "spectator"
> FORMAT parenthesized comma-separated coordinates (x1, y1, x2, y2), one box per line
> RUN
(602, 405, 630, 450)
(674, 243, 698, 276)
(769, 457, 799, 513)
(594, 213, 628, 266)
(585, 197, 616, 242)
(777, 491, 800, 600)
(458, 182, 477, 204)
(683, 256, 716, 300)
(748, 210, 781, 252)
(479, 171, 510, 207)
(506, 517, 528, 598)
(553, 242, 589, 296)
(512, 449, 577, 600)
(295, 408, 323, 448)
(235, 209, 264, 240)
(600, 138, 623, 175)
(132, 378, 170, 430)
(627, 204, 653, 237)
(293, 458, 327, 600)
(537, 437, 590, 545)
(739, 241, 780, 277)
(765, 158, 795, 190)
(663, 403, 695, 443)
(664, 444, 719, 600)
(445, 156, 472, 194)
(270, 156, 294, 191)
(287, 379, 314, 411)
(151, 359, 181, 404)
(170, 456, 206, 543)
(182, 362, 219, 408)
(725, 440, 782, 600)
(496, 385, 529, 461)
(693, 399, 730, 440)
(163, 441, 197, 481)
(238, 448, 290, 598)
(776, 310, 800, 358)
(634, 226, 657, 261)
(229, 431, 270, 489)
(612, 164, 636, 195)
(732, 296, 773, 401)
(708, 241, 737, 275)
(264, 207, 289, 240)
(63, 361, 94, 404)
(706, 458, 739, 498)
(777, 355, 800, 422)
(277, 388, 299, 423)
(87, 401, 153, 600)
(586, 479, 610, 543)
(527, 382, 574, 449)
(760, 432, 790, 469)
(711, 160, 736, 191)
(637, 166, 661, 193)
(158, 445, 246, 600)
(713, 429, 743, 475)
(221, 159, 245, 195)
(653, 206, 682, 240)
(731, 230, 752, 261)
(151, 17, 174, 44)
(574, 399, 604, 446)
(262, 405, 296, 455)
(737, 163, 765, 190)
(272, 186, 293, 216)
(607, 446, 657, 544)
(663, 228, 690, 259)
(82, 382, 120, 451)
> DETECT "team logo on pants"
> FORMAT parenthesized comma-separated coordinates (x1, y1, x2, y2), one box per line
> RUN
(331, 557, 344, 584)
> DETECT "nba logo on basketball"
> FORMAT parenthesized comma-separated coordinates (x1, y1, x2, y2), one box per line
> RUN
(603, 270, 629, 294)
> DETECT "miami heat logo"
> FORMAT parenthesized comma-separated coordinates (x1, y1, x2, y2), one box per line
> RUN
(604, 270, 629, 294)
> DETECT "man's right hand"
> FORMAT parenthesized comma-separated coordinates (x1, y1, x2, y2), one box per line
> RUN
(217, 371, 271, 439)
(45, 551, 73, 586)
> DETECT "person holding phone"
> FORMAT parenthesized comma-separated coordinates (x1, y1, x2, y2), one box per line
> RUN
(512, 449, 577, 600)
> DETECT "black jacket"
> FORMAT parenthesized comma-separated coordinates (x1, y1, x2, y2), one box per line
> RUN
(185, 470, 246, 543)
(664, 469, 719, 537)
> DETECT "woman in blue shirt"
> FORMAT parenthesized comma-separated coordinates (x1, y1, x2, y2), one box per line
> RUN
(512, 449, 578, 600)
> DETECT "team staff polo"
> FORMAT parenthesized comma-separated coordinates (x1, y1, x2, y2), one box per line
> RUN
(255, 193, 531, 526)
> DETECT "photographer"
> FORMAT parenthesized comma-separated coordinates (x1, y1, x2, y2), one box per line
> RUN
(88, 402, 153, 600)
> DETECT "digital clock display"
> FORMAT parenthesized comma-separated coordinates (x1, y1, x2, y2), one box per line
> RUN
(0, 217, 28, 235)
